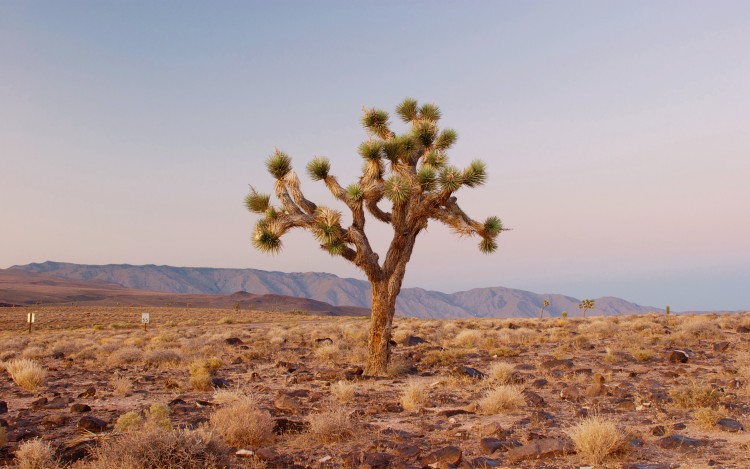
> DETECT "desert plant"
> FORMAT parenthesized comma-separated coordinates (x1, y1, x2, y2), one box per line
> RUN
(561, 310, 568, 319)
(210, 398, 274, 447)
(670, 380, 720, 409)
(111, 376, 134, 396)
(245, 99, 506, 375)
(144, 403, 171, 430)
(666, 305, 670, 316)
(188, 358, 222, 391)
(88, 426, 229, 469)
(5, 358, 46, 391)
(478, 385, 525, 413)
(693, 406, 726, 430)
(400, 379, 427, 410)
(115, 411, 143, 432)
(579, 299, 595, 318)
(539, 298, 550, 318)
(330, 380, 356, 403)
(488, 362, 516, 384)
(308, 409, 355, 444)
(15, 438, 56, 469)
(566, 415, 626, 465)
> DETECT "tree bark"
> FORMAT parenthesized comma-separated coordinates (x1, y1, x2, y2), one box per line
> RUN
(365, 280, 398, 376)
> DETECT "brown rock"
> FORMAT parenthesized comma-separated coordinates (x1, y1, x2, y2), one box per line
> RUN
(506, 438, 573, 463)
(70, 403, 91, 413)
(77, 416, 107, 433)
(736, 326, 750, 333)
(255, 447, 278, 461)
(273, 394, 301, 414)
(361, 452, 395, 468)
(42, 414, 69, 427)
(420, 445, 462, 466)
(523, 390, 545, 407)
(479, 421, 504, 437)
(0, 401, 6, 414)
(540, 358, 573, 370)
(657, 434, 705, 451)
(668, 350, 689, 363)
(273, 417, 309, 435)
(713, 342, 730, 353)
(717, 418, 744, 432)
(392, 444, 420, 459)
(77, 386, 96, 398)
(560, 385, 581, 401)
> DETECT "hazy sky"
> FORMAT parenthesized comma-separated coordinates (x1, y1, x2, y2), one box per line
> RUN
(2, 1, 748, 311)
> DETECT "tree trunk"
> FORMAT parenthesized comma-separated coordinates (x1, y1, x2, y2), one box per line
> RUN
(365, 280, 397, 376)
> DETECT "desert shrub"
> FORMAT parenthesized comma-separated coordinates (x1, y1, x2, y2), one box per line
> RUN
(488, 346, 520, 358)
(115, 411, 143, 432)
(188, 358, 222, 391)
(567, 415, 626, 465)
(670, 381, 720, 409)
(629, 347, 655, 362)
(313, 344, 341, 363)
(111, 376, 134, 396)
(489, 362, 516, 384)
(694, 407, 726, 430)
(107, 347, 144, 365)
(421, 349, 465, 366)
(478, 385, 525, 414)
(144, 349, 182, 368)
(308, 409, 355, 444)
(144, 403, 171, 430)
(212, 389, 249, 405)
(453, 329, 483, 348)
(210, 398, 274, 447)
(385, 357, 413, 377)
(330, 380, 356, 403)
(400, 379, 427, 410)
(5, 358, 46, 391)
(15, 438, 56, 469)
(88, 426, 229, 469)
(676, 315, 721, 339)
(20, 346, 46, 359)
(580, 319, 618, 338)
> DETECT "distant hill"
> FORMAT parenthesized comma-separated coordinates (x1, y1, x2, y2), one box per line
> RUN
(10, 261, 662, 318)
(0, 269, 369, 316)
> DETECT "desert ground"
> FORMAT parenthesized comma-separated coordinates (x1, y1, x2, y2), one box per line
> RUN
(0, 306, 749, 468)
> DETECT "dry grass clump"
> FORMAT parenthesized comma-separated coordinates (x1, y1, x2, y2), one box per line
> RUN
(212, 389, 249, 405)
(88, 426, 229, 469)
(115, 411, 143, 432)
(144, 403, 171, 430)
(488, 362, 516, 384)
(694, 406, 727, 430)
(478, 385, 525, 414)
(111, 376, 134, 396)
(313, 344, 341, 363)
(210, 397, 274, 447)
(629, 347, 655, 362)
(330, 380, 356, 403)
(308, 409, 355, 444)
(400, 379, 428, 410)
(21, 346, 46, 359)
(421, 349, 465, 367)
(15, 438, 57, 469)
(5, 358, 47, 391)
(566, 415, 626, 465)
(188, 357, 223, 391)
(453, 329, 483, 348)
(670, 380, 720, 409)
(107, 347, 144, 365)
(144, 349, 183, 368)
(488, 345, 520, 358)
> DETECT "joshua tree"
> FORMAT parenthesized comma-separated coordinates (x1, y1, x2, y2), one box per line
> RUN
(539, 298, 550, 318)
(245, 99, 506, 375)
(578, 298, 595, 318)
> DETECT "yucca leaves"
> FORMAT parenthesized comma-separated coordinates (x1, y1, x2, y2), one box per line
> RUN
(439, 166, 463, 192)
(313, 207, 342, 244)
(252, 220, 282, 254)
(422, 150, 446, 168)
(384, 175, 412, 204)
(346, 183, 363, 201)
(266, 150, 292, 180)
(358, 140, 382, 161)
(413, 120, 438, 147)
(322, 239, 345, 256)
(361, 108, 391, 139)
(306, 157, 330, 181)
(395, 98, 418, 122)
(244, 189, 270, 213)
(483, 216, 503, 236)
(435, 129, 458, 150)
(419, 103, 441, 122)
(462, 160, 487, 187)
(479, 237, 498, 254)
(417, 166, 436, 192)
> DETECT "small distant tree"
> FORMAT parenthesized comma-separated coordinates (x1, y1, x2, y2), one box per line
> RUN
(578, 299, 595, 318)
(539, 299, 550, 319)
(245, 99, 506, 375)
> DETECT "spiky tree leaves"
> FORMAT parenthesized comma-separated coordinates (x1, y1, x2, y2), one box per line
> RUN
(245, 99, 507, 375)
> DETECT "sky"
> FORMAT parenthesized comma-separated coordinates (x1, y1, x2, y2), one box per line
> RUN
(1, 1, 748, 311)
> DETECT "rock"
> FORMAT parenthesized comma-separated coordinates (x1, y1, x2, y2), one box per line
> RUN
(438, 408, 472, 417)
(51, 351, 65, 359)
(736, 326, 750, 333)
(657, 434, 705, 451)
(404, 336, 428, 346)
(479, 438, 517, 454)
(42, 414, 69, 427)
(77, 416, 107, 433)
(361, 452, 395, 468)
(275, 360, 299, 373)
(469, 457, 502, 468)
(211, 377, 230, 388)
(713, 342, 730, 353)
(585, 373, 607, 397)
(315, 337, 334, 346)
(523, 390, 545, 407)
(651, 425, 666, 436)
(506, 438, 573, 463)
(420, 445, 462, 466)
(668, 350, 689, 363)
(59, 439, 97, 464)
(77, 387, 96, 398)
(531, 378, 548, 388)
(236, 449, 254, 458)
(255, 447, 278, 461)
(0, 401, 6, 414)
(529, 410, 555, 424)
(560, 385, 581, 401)
(540, 358, 573, 370)
(574, 368, 593, 375)
(479, 421, 504, 437)
(273, 418, 309, 434)
(622, 465, 671, 469)
(168, 398, 188, 406)
(45, 397, 69, 409)
(224, 337, 243, 346)
(673, 422, 687, 430)
(717, 418, 744, 432)
(274, 394, 301, 414)
(70, 403, 91, 413)
(453, 366, 486, 379)
(392, 444, 420, 459)
(31, 397, 48, 408)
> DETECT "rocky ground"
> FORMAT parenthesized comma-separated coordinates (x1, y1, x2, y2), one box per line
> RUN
(0, 306, 749, 468)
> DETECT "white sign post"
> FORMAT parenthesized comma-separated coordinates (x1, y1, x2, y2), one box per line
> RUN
(27, 312, 36, 333)
(141, 312, 150, 332)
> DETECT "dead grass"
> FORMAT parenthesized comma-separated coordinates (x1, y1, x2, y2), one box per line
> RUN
(15, 438, 57, 469)
(567, 415, 626, 465)
(400, 379, 428, 410)
(111, 376, 134, 396)
(478, 385, 525, 414)
(210, 397, 275, 447)
(5, 358, 47, 391)
(670, 380, 720, 409)
(488, 361, 516, 384)
(330, 380, 356, 403)
(115, 411, 143, 432)
(308, 409, 355, 444)
(693, 406, 727, 430)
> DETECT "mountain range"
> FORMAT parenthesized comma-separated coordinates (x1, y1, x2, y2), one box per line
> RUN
(8, 261, 662, 318)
